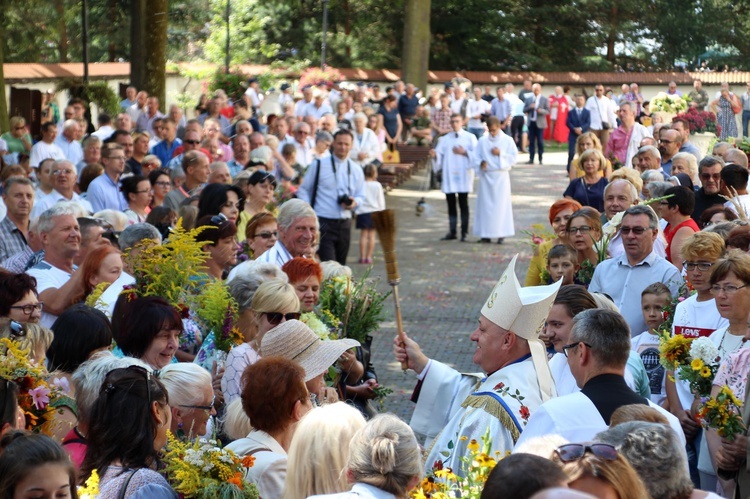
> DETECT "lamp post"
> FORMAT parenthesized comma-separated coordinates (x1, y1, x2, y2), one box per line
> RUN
(321, 0, 329, 68)
(225, 0, 231, 74)
(82, 0, 89, 84)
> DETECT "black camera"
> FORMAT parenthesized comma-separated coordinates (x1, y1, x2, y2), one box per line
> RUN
(338, 194, 354, 207)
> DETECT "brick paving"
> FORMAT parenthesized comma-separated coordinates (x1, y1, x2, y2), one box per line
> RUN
(346, 150, 571, 421)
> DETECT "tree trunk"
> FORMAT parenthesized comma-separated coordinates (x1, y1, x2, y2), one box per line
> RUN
(108, 0, 118, 62)
(401, 0, 431, 92)
(130, 0, 147, 89)
(56, 0, 68, 62)
(0, 4, 9, 133)
(606, 1, 618, 63)
(144, 0, 168, 111)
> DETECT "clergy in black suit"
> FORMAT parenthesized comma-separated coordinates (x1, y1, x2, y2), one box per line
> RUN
(566, 95, 591, 172)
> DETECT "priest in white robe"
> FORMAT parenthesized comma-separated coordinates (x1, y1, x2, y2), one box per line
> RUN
(393, 255, 562, 475)
(515, 309, 687, 460)
(432, 114, 477, 241)
(473, 116, 517, 243)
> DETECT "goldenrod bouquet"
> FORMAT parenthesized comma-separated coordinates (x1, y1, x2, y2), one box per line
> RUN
(697, 385, 746, 441)
(0, 338, 69, 434)
(410, 430, 501, 499)
(163, 432, 259, 498)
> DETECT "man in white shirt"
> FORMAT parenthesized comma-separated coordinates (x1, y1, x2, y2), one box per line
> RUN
(30, 160, 93, 218)
(279, 122, 315, 168)
(251, 199, 318, 269)
(297, 129, 365, 265)
(127, 91, 149, 123)
(467, 87, 491, 139)
(303, 90, 334, 120)
(54, 120, 83, 165)
(26, 203, 87, 327)
(294, 87, 314, 119)
(449, 87, 469, 126)
(586, 84, 618, 148)
(30, 122, 66, 168)
(91, 113, 115, 141)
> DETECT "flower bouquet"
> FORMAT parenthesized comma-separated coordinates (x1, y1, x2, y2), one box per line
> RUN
(674, 109, 721, 136)
(659, 334, 720, 398)
(410, 429, 501, 499)
(658, 330, 693, 371)
(520, 223, 555, 249)
(78, 470, 100, 499)
(163, 432, 259, 498)
(194, 279, 242, 355)
(0, 338, 70, 434)
(697, 385, 746, 441)
(651, 92, 689, 114)
(300, 310, 340, 341)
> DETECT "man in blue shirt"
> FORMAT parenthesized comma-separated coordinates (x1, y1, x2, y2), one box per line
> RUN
(87, 143, 128, 212)
(120, 86, 137, 110)
(489, 87, 511, 130)
(151, 119, 182, 166)
(398, 83, 420, 141)
(296, 129, 365, 265)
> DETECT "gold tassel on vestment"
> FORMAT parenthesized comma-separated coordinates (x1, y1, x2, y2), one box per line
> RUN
(460, 394, 521, 443)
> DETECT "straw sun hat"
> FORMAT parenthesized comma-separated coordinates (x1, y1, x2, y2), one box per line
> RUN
(260, 320, 360, 381)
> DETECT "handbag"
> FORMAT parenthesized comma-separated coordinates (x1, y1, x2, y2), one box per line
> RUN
(731, 95, 742, 115)
(383, 144, 400, 163)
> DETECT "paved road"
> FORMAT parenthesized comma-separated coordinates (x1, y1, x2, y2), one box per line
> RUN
(346, 150, 571, 421)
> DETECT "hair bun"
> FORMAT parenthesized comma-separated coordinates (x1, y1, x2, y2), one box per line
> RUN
(370, 432, 399, 475)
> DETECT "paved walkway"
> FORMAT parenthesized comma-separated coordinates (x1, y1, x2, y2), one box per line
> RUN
(346, 150, 571, 421)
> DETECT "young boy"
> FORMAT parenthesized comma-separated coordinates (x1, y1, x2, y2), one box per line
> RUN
(721, 163, 750, 216)
(356, 163, 386, 264)
(545, 244, 579, 286)
(632, 282, 671, 406)
(281, 143, 304, 186)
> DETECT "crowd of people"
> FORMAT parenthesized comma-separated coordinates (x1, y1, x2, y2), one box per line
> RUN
(3, 76, 750, 499)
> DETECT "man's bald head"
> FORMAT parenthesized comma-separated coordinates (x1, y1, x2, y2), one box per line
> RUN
(724, 148, 749, 168)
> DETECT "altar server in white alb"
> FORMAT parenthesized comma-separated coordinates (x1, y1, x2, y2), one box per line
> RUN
(473, 116, 517, 244)
(393, 255, 562, 475)
(515, 308, 686, 451)
(432, 113, 477, 242)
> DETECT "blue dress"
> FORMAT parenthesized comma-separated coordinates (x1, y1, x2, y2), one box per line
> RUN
(563, 176, 608, 212)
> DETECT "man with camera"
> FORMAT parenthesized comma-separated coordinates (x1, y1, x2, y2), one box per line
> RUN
(297, 129, 365, 265)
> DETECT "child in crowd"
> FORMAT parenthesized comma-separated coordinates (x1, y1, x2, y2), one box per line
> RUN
(546, 244, 579, 286)
(721, 163, 750, 216)
(631, 282, 671, 406)
(281, 143, 304, 186)
(357, 163, 386, 264)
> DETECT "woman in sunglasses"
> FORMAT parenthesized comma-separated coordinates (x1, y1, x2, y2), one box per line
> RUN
(81, 366, 176, 498)
(149, 168, 172, 209)
(222, 280, 300, 405)
(244, 212, 278, 260)
(236, 170, 277, 239)
(159, 363, 216, 440)
(194, 215, 239, 280)
(0, 271, 43, 325)
(553, 442, 648, 499)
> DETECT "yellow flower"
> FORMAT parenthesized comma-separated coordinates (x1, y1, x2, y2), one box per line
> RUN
(467, 439, 479, 452)
(434, 468, 458, 481)
(691, 358, 704, 371)
(459, 435, 469, 441)
(700, 366, 712, 378)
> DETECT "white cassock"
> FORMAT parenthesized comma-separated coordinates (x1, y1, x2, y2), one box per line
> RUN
(514, 391, 687, 466)
(433, 130, 477, 194)
(349, 128, 380, 167)
(410, 357, 543, 474)
(472, 131, 517, 238)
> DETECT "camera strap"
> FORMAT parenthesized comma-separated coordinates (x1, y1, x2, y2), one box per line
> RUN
(309, 156, 352, 210)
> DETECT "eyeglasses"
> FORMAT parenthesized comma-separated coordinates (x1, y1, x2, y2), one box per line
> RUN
(264, 312, 302, 325)
(52, 169, 75, 175)
(254, 231, 278, 239)
(14, 126, 24, 130)
(555, 443, 618, 463)
(711, 284, 749, 296)
(184, 139, 201, 145)
(179, 395, 215, 415)
(562, 341, 591, 357)
(700, 173, 721, 181)
(154, 181, 171, 187)
(296, 131, 309, 135)
(567, 226, 592, 234)
(619, 226, 651, 235)
(683, 262, 714, 271)
(135, 190, 152, 194)
(659, 201, 671, 206)
(9, 303, 44, 316)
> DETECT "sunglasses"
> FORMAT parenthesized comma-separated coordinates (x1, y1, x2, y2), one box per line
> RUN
(254, 231, 278, 239)
(555, 443, 618, 463)
(264, 312, 302, 326)
(184, 139, 201, 145)
(179, 394, 216, 415)
(105, 365, 157, 406)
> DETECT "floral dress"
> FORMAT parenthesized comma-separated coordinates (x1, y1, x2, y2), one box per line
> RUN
(718, 96, 738, 140)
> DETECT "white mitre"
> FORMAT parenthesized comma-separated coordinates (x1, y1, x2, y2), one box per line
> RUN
(481, 254, 562, 401)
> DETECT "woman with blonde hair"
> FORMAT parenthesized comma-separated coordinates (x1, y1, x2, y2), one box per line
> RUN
(569, 132, 612, 181)
(283, 403, 366, 498)
(671, 152, 700, 186)
(553, 442, 649, 499)
(309, 414, 423, 499)
(563, 148, 608, 211)
(221, 280, 300, 405)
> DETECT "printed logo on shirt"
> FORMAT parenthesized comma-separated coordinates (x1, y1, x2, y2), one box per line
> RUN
(674, 326, 716, 338)
(639, 347, 665, 396)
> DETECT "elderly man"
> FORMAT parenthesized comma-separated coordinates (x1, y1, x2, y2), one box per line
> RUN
(78, 136, 102, 173)
(254, 199, 317, 267)
(30, 122, 65, 168)
(692, 155, 726, 222)
(208, 162, 232, 185)
(164, 151, 209, 211)
(54, 119, 83, 165)
(303, 90, 333, 120)
(398, 83, 420, 140)
(280, 122, 315, 168)
(31, 161, 92, 218)
(120, 86, 137, 110)
(227, 134, 250, 177)
(394, 255, 562, 474)
(524, 84, 550, 165)
(0, 178, 34, 261)
(724, 147, 749, 168)
(87, 144, 128, 212)
(515, 309, 685, 447)
(589, 205, 682, 335)
(626, 83, 645, 115)
(114, 112, 133, 133)
(127, 90, 148, 123)
(671, 118, 702, 160)
(297, 129, 365, 264)
(294, 86, 314, 119)
(136, 96, 165, 135)
(432, 113, 478, 241)
(26, 203, 87, 327)
(168, 104, 187, 138)
(75, 217, 113, 267)
(688, 80, 709, 111)
(667, 81, 682, 97)
(658, 127, 683, 176)
(606, 102, 651, 167)
(198, 98, 232, 137)
(636, 145, 666, 176)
